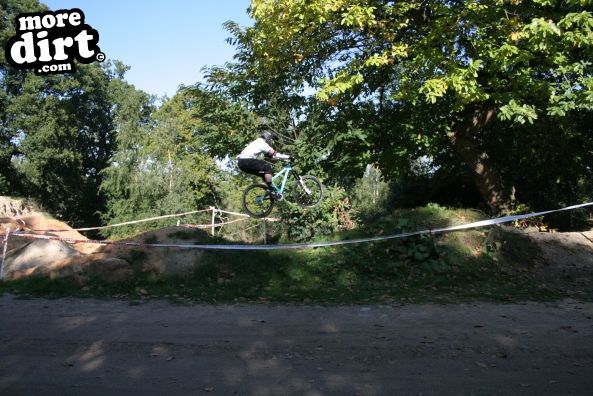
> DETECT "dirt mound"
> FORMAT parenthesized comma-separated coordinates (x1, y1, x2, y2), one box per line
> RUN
(98, 226, 208, 276)
(1, 197, 208, 282)
(528, 230, 593, 269)
(0, 197, 123, 282)
(2, 215, 97, 254)
(0, 197, 95, 253)
(3, 195, 591, 287)
(524, 229, 593, 298)
(0, 196, 38, 218)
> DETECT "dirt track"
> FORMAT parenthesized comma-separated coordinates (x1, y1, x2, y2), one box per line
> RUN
(0, 296, 592, 395)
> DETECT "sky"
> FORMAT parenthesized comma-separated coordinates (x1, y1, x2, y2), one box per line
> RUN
(42, 0, 253, 98)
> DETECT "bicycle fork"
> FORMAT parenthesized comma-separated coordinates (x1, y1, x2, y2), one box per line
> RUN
(297, 176, 312, 195)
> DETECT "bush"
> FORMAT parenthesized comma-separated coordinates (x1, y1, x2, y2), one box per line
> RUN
(278, 186, 354, 242)
(350, 164, 391, 220)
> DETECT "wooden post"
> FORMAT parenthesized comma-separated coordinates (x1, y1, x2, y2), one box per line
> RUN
(1, 226, 10, 281)
(211, 207, 216, 236)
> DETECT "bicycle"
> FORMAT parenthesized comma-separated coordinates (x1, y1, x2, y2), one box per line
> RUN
(241, 159, 324, 218)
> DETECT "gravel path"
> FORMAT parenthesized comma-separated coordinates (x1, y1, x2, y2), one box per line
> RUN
(1, 295, 592, 395)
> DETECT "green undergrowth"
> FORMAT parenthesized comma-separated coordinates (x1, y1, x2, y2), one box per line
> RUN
(0, 205, 585, 304)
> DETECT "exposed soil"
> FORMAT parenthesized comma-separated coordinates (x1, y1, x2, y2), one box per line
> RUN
(1, 197, 208, 280)
(526, 230, 593, 298)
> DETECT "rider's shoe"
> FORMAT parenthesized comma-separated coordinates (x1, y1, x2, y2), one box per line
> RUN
(268, 189, 281, 200)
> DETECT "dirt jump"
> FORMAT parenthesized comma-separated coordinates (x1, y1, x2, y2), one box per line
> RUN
(0, 197, 211, 282)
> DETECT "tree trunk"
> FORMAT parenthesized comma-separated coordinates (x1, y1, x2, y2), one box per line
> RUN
(447, 105, 514, 214)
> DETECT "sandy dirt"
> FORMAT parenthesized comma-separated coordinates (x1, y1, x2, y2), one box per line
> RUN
(527, 230, 593, 298)
(0, 296, 592, 396)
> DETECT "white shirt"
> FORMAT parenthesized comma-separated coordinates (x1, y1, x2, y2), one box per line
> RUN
(237, 138, 289, 160)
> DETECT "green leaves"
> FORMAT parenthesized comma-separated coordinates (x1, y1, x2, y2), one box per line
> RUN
(419, 79, 448, 104)
(559, 12, 593, 47)
(351, 165, 391, 220)
(364, 53, 392, 68)
(417, 59, 488, 104)
(279, 185, 352, 242)
(498, 100, 538, 124)
(316, 72, 364, 101)
(340, 4, 376, 29)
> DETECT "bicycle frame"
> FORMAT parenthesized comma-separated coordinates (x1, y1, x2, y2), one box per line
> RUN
(271, 164, 294, 193)
(271, 163, 311, 196)
(242, 162, 321, 217)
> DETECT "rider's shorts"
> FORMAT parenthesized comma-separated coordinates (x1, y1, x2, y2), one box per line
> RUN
(238, 158, 272, 176)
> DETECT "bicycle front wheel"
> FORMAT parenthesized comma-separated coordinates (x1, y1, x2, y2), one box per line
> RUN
(242, 183, 275, 218)
(292, 175, 324, 208)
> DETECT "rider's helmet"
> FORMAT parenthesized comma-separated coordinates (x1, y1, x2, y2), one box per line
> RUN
(260, 130, 274, 144)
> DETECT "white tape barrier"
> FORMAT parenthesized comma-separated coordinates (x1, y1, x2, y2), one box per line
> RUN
(214, 208, 280, 221)
(215, 209, 249, 218)
(11, 202, 593, 251)
(183, 217, 248, 229)
(27, 208, 218, 232)
(213, 208, 280, 222)
(27, 207, 279, 233)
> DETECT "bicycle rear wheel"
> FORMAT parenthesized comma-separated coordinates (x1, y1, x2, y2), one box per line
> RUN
(242, 183, 275, 218)
(292, 175, 324, 208)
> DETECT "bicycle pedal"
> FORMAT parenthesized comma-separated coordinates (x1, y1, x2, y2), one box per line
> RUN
(269, 191, 283, 200)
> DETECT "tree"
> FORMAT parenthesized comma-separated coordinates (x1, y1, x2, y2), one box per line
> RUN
(245, 0, 593, 213)
(100, 89, 223, 235)
(178, 83, 259, 160)
(0, 0, 47, 194)
(351, 164, 390, 219)
(99, 65, 156, 229)
(1, 0, 147, 226)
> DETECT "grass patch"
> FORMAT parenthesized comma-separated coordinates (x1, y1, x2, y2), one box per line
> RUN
(1, 205, 588, 304)
(0, 277, 82, 299)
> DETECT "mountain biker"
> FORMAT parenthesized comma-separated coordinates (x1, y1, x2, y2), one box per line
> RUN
(237, 131, 291, 199)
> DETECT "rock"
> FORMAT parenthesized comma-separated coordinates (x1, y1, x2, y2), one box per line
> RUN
(2, 239, 133, 284)
(143, 247, 204, 276)
(3, 239, 81, 279)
